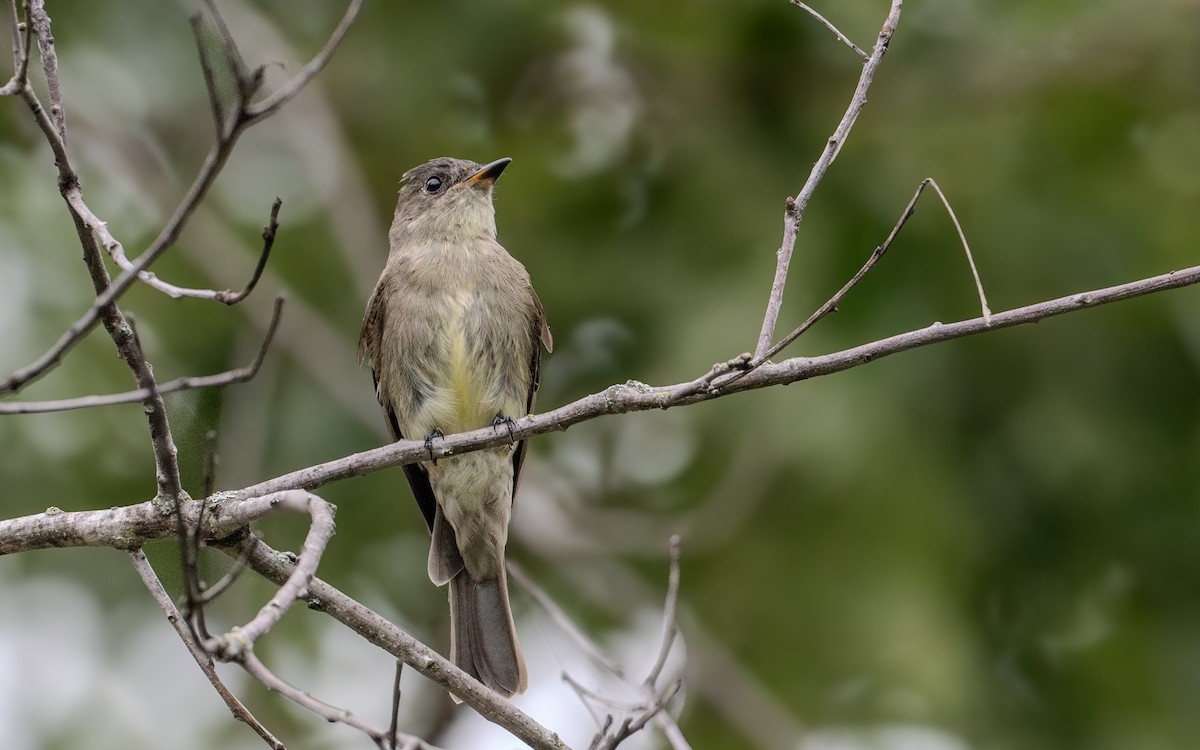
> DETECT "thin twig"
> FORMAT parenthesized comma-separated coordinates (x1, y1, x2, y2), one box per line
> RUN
(588, 717, 614, 750)
(96, 197, 282, 304)
(199, 0, 255, 106)
(204, 491, 336, 660)
(196, 531, 256, 605)
(624, 680, 684, 736)
(512, 552, 693, 750)
(239, 652, 438, 750)
(754, 0, 904, 358)
(190, 11, 226, 132)
(28, 0, 64, 139)
(219, 197, 282, 304)
(129, 548, 284, 749)
(926, 178, 990, 319)
(723, 178, 989, 389)
(642, 535, 682, 690)
(202, 429, 221, 501)
(243, 0, 362, 124)
(563, 673, 609, 727)
(0, 0, 32, 96)
(789, 1, 867, 60)
(388, 661, 403, 750)
(233, 538, 570, 750)
(509, 561, 626, 676)
(593, 680, 684, 749)
(0, 296, 285, 414)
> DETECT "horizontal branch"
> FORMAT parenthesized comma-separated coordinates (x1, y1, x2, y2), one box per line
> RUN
(229, 262, 1200, 501)
(5, 264, 1198, 554)
(0, 489, 310, 555)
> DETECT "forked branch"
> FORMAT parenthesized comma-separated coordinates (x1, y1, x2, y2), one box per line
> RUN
(755, 0, 904, 358)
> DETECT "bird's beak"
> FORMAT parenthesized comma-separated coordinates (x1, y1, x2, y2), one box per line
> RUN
(464, 157, 512, 188)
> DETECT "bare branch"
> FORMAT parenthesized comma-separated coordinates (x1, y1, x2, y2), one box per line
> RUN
(788, 1, 867, 60)
(509, 561, 626, 677)
(0, 296, 285, 414)
(642, 535, 682, 690)
(19, 0, 194, 513)
(202, 430, 221, 501)
(625, 680, 684, 736)
(926, 178, 990, 319)
(5, 264, 1200, 541)
(199, 0, 255, 108)
(27, 0, 63, 138)
(235, 538, 571, 750)
(204, 491, 336, 660)
(127, 316, 185, 505)
(593, 680, 684, 750)
(218, 197, 282, 304)
(0, 0, 32, 96)
(586, 537, 686, 750)
(189, 11, 226, 132)
(1, 1, 358, 396)
(755, 0, 904, 358)
(0, 489, 315, 554)
(196, 531, 256, 605)
(239, 652, 439, 750)
(511, 554, 693, 750)
(133, 493, 435, 749)
(213, 262, 1200, 503)
(129, 548, 284, 749)
(243, 0, 363, 125)
(727, 177, 988, 388)
(388, 661, 404, 750)
(95, 197, 282, 304)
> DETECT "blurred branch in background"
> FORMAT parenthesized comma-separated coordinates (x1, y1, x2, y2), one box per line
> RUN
(512, 536, 689, 750)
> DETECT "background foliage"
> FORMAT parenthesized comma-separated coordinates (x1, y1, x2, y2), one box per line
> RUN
(1, 1, 1198, 748)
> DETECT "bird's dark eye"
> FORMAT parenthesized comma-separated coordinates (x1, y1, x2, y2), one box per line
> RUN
(424, 176, 443, 193)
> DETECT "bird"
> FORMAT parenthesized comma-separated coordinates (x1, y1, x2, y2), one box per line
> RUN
(359, 156, 552, 698)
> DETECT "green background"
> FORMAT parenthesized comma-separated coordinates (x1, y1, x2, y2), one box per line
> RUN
(1, 1, 1198, 748)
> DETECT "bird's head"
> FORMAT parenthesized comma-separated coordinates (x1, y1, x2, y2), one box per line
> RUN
(392, 156, 511, 243)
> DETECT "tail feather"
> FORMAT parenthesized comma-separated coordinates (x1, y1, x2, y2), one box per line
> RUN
(449, 570, 527, 698)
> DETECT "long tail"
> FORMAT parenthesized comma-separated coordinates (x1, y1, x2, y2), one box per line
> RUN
(449, 568, 527, 698)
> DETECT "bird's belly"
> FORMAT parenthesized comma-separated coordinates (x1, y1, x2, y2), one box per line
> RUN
(403, 291, 526, 437)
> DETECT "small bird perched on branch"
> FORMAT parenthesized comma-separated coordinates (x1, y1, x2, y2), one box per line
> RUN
(359, 156, 553, 697)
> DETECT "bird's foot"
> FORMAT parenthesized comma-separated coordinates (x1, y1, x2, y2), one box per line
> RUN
(492, 414, 517, 446)
(424, 428, 444, 464)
